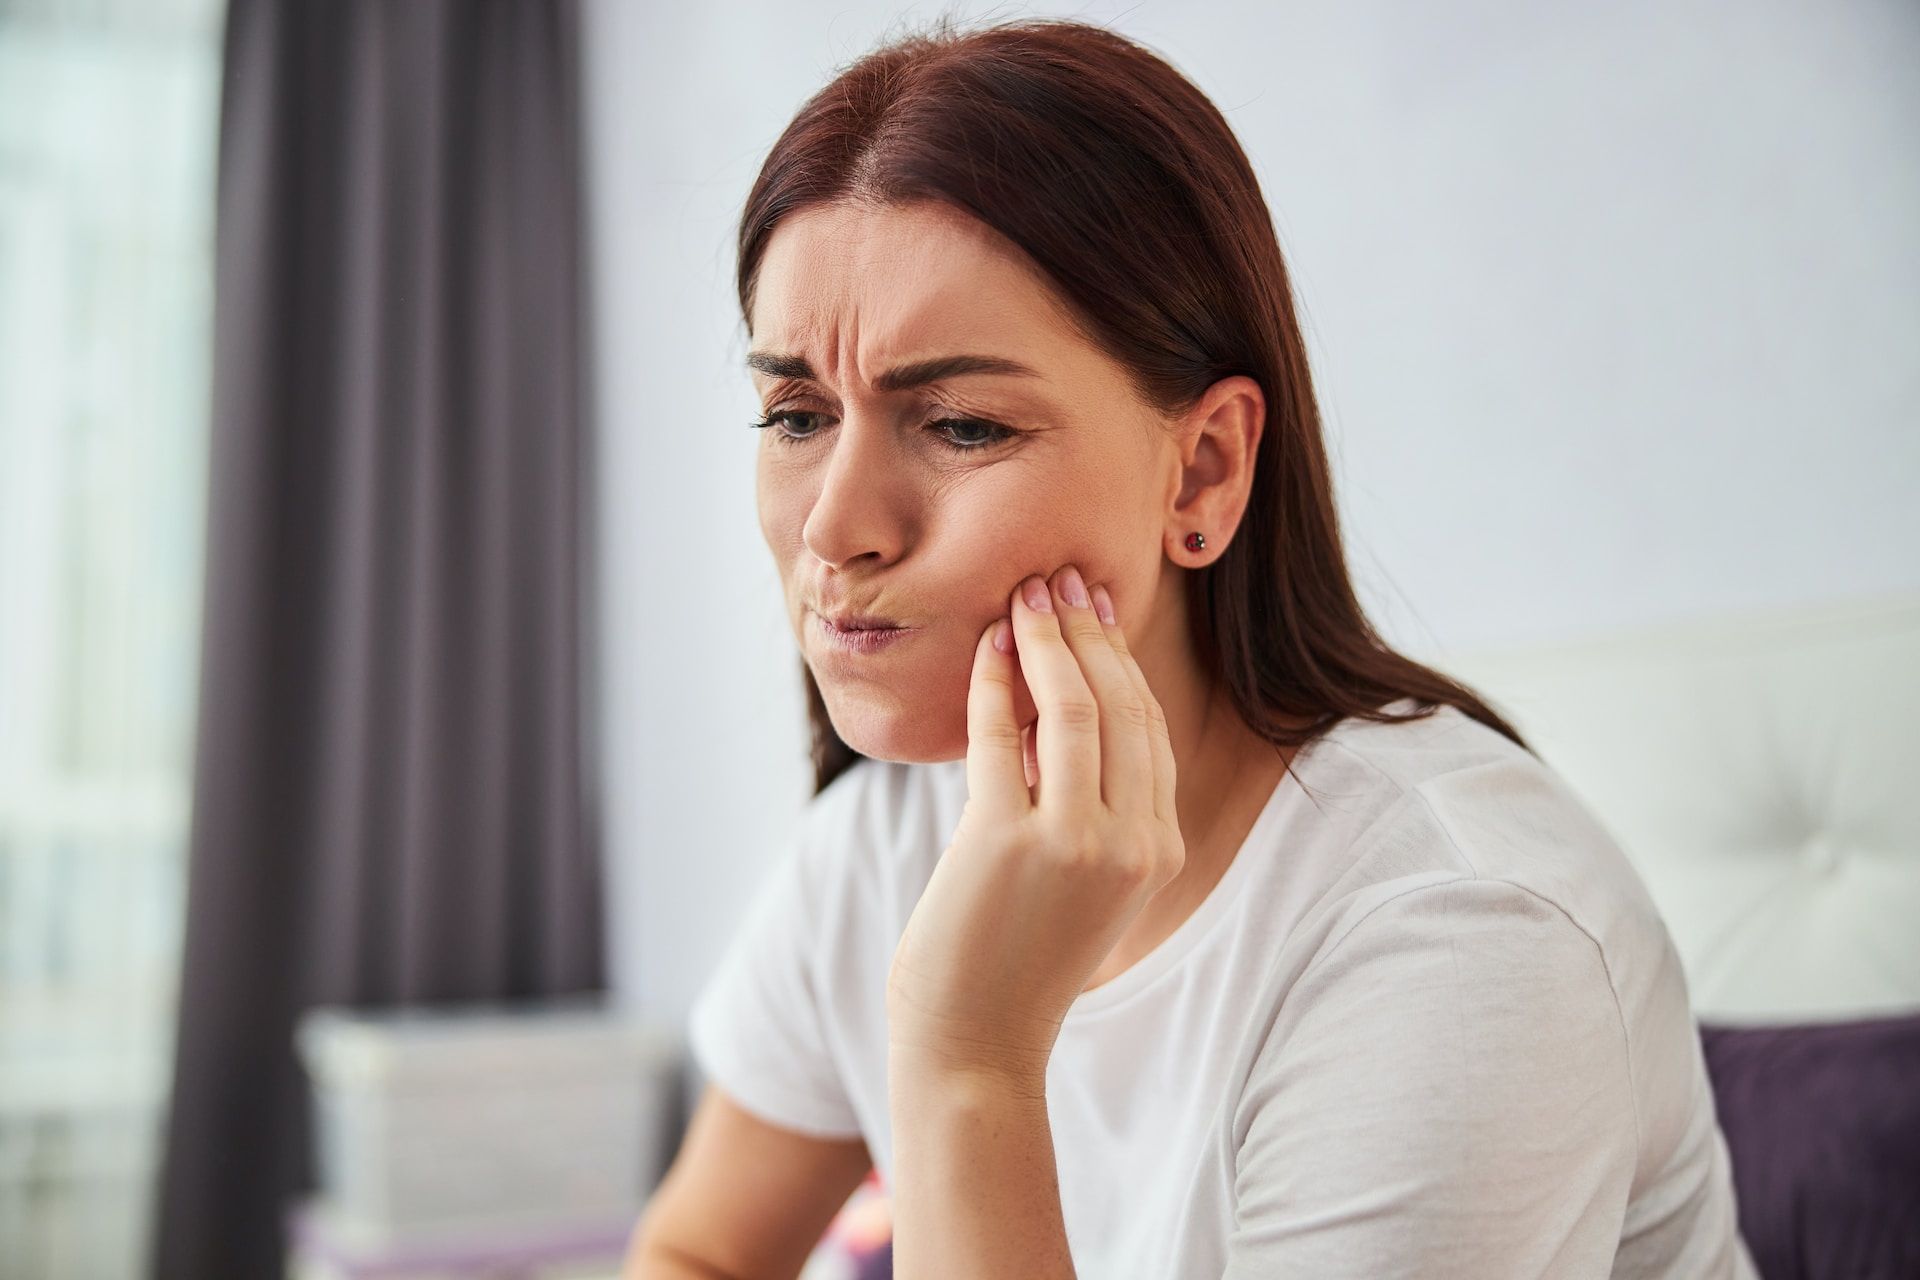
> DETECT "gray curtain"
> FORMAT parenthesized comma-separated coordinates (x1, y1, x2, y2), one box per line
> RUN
(150, 2, 602, 1277)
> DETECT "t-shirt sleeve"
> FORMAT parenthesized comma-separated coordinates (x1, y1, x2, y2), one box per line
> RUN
(686, 817, 866, 1141)
(1226, 877, 1639, 1279)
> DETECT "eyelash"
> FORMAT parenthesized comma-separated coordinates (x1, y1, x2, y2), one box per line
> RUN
(748, 410, 1016, 453)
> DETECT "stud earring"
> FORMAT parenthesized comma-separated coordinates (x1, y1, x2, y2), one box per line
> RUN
(1184, 531, 1207, 552)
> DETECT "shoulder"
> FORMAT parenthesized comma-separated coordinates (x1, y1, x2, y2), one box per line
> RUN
(1265, 699, 1694, 1093)
(1288, 875, 1619, 1026)
(1254, 698, 1707, 1124)
(1239, 854, 1645, 1163)
(1302, 698, 1665, 954)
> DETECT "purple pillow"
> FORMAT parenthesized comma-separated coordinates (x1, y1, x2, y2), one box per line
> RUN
(1698, 1013, 1920, 1280)
(854, 1239, 893, 1280)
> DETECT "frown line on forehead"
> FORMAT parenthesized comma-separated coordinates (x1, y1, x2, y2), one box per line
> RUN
(744, 351, 1044, 393)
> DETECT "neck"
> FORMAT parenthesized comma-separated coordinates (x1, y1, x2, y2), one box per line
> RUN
(1131, 578, 1287, 857)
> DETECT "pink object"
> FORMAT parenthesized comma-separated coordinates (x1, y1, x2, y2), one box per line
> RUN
(283, 1199, 634, 1279)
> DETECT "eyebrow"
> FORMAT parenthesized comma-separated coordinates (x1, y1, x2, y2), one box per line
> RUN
(744, 351, 1043, 392)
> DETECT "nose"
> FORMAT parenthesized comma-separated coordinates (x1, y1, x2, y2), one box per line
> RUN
(800, 413, 909, 570)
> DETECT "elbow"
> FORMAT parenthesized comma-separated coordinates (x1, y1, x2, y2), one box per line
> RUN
(622, 1208, 746, 1280)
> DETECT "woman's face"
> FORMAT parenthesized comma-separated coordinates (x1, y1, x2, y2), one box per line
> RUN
(748, 198, 1187, 764)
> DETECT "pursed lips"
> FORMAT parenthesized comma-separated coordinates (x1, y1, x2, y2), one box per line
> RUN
(811, 601, 907, 631)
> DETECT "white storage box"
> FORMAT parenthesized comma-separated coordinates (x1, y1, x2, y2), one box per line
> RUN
(294, 997, 681, 1250)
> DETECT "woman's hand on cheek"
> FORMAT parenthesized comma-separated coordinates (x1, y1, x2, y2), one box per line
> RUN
(886, 564, 1183, 1090)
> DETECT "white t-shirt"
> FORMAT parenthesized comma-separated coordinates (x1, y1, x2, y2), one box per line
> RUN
(687, 696, 1760, 1278)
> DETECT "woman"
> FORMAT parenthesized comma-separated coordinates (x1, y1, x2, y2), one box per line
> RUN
(626, 15, 1757, 1279)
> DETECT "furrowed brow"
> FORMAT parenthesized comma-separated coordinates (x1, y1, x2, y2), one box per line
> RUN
(744, 351, 1041, 391)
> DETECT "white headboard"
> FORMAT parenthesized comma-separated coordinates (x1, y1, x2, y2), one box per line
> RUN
(1441, 593, 1920, 1027)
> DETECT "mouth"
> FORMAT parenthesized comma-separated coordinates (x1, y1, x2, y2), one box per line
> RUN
(814, 611, 917, 656)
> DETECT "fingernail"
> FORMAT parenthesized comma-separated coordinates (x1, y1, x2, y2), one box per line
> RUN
(1057, 566, 1089, 609)
(1091, 583, 1116, 625)
(1021, 577, 1052, 613)
(992, 618, 1012, 653)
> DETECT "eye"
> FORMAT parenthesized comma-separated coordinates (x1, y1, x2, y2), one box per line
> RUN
(747, 409, 826, 443)
(747, 411, 1017, 453)
(927, 416, 1016, 453)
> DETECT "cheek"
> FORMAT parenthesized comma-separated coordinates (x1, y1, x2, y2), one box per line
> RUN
(934, 467, 1146, 609)
(929, 482, 1054, 607)
(755, 459, 809, 558)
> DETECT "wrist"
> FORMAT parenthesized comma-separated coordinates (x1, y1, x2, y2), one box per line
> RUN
(888, 1040, 1051, 1108)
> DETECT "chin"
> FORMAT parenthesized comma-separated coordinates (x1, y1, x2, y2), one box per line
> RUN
(818, 683, 968, 764)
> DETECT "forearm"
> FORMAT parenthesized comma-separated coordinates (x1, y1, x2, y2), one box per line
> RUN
(886, 1055, 1077, 1279)
(622, 1216, 740, 1280)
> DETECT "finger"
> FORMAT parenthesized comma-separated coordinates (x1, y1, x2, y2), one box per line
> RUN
(964, 616, 1031, 816)
(1009, 574, 1101, 809)
(1049, 566, 1154, 816)
(1090, 582, 1177, 828)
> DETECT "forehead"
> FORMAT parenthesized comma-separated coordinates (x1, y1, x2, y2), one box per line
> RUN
(749, 200, 1082, 374)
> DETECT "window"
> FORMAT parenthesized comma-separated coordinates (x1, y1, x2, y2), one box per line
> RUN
(0, 0, 223, 1274)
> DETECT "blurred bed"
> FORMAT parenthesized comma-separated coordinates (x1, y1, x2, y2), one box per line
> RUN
(1445, 591, 1920, 1278)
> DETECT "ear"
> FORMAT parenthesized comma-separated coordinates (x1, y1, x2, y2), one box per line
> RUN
(1165, 374, 1265, 565)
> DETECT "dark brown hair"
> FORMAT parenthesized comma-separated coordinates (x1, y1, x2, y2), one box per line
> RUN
(736, 14, 1530, 796)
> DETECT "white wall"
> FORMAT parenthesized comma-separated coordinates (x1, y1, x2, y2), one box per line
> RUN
(580, 0, 1920, 1041)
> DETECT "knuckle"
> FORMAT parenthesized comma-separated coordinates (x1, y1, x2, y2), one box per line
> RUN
(1051, 696, 1101, 732)
(1109, 693, 1149, 732)
(1142, 695, 1170, 734)
(1070, 839, 1112, 875)
(1064, 614, 1106, 646)
(1040, 820, 1100, 866)
(1052, 831, 1155, 886)
(971, 720, 1024, 755)
(1118, 847, 1161, 886)
(971, 662, 1013, 691)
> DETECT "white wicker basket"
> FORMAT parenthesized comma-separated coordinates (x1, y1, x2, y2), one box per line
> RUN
(294, 997, 680, 1250)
